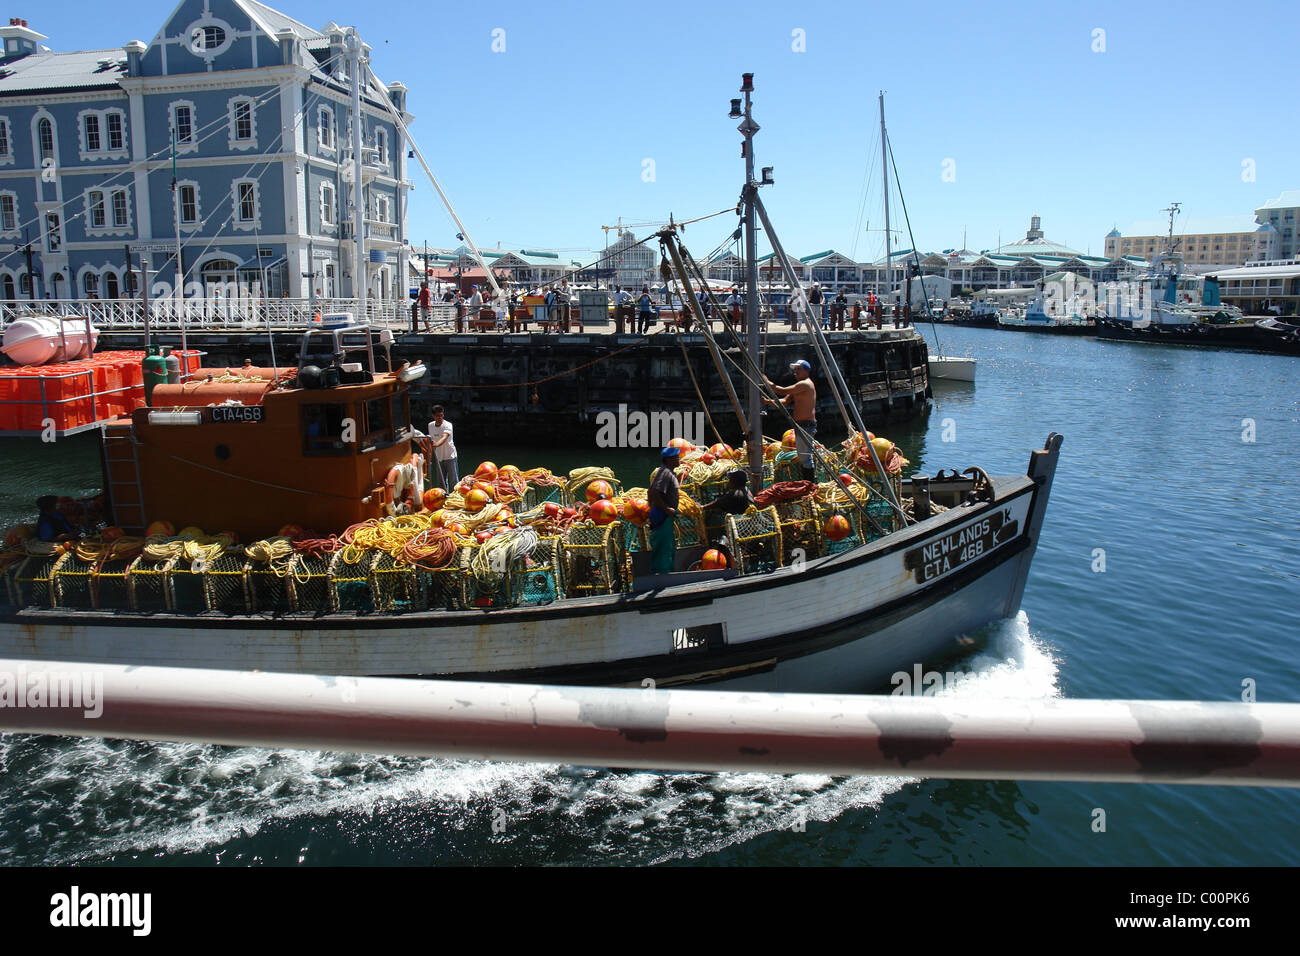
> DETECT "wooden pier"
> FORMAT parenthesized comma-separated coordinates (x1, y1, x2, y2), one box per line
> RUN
(95, 326, 931, 444)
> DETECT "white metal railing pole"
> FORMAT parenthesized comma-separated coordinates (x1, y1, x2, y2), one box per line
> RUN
(0, 658, 1298, 787)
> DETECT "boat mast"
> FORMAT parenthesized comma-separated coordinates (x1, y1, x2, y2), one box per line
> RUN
(1161, 202, 1181, 271)
(737, 74, 762, 489)
(880, 92, 892, 304)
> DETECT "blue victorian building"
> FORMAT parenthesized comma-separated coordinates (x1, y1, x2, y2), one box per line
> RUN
(0, 0, 410, 305)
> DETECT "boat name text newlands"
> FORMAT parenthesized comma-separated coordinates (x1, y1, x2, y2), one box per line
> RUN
(905, 506, 1020, 583)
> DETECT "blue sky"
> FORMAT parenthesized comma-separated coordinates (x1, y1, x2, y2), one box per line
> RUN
(36, 0, 1300, 260)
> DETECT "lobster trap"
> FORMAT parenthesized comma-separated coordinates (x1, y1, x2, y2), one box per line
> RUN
(245, 556, 293, 614)
(51, 551, 135, 610)
(725, 506, 782, 575)
(371, 552, 425, 612)
(512, 535, 564, 606)
(286, 551, 336, 614)
(329, 549, 376, 613)
(5, 552, 69, 608)
(775, 497, 825, 563)
(567, 474, 622, 505)
(522, 480, 571, 512)
(562, 523, 630, 597)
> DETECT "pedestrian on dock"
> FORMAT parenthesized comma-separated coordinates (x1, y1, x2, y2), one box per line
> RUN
(647, 447, 681, 575)
(426, 406, 459, 488)
(416, 281, 431, 332)
(637, 286, 656, 335)
(808, 283, 824, 327)
(454, 290, 467, 333)
(613, 285, 632, 334)
(764, 359, 818, 482)
(554, 281, 572, 332)
(834, 292, 848, 330)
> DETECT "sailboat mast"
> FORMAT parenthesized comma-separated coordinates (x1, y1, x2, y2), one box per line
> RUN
(738, 74, 763, 489)
(880, 92, 892, 304)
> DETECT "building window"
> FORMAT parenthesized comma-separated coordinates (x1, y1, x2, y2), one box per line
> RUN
(228, 97, 256, 149)
(112, 189, 129, 228)
(38, 118, 54, 161)
(318, 106, 333, 150)
(232, 179, 260, 230)
(375, 128, 387, 166)
(88, 190, 106, 228)
(83, 272, 99, 298)
(375, 195, 390, 223)
(320, 182, 336, 227)
(0, 193, 16, 234)
(106, 112, 123, 151)
(84, 114, 100, 152)
(177, 182, 199, 226)
(0, 118, 9, 161)
(170, 101, 196, 151)
(45, 213, 61, 252)
(195, 25, 225, 50)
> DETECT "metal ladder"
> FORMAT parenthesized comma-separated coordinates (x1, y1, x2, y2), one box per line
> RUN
(100, 423, 146, 532)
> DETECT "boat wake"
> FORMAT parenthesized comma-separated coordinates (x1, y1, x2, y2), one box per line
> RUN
(0, 612, 1059, 866)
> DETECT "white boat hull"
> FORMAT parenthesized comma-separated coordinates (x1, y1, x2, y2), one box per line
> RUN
(0, 436, 1064, 693)
(928, 356, 976, 382)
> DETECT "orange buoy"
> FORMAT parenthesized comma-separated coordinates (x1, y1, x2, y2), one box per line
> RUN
(825, 514, 852, 541)
(701, 549, 728, 570)
(146, 520, 175, 538)
(4, 524, 34, 548)
(423, 487, 446, 510)
(586, 479, 614, 502)
(709, 442, 734, 459)
(277, 524, 303, 540)
(99, 526, 124, 542)
(781, 429, 797, 449)
(668, 437, 694, 451)
(623, 498, 650, 526)
(589, 499, 619, 525)
(465, 489, 490, 512)
(474, 461, 499, 481)
(472, 480, 496, 500)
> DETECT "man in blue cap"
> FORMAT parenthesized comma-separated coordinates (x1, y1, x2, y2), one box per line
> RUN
(647, 446, 681, 574)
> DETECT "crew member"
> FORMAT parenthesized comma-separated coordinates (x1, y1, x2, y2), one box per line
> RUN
(35, 495, 77, 543)
(764, 359, 818, 482)
(426, 406, 459, 488)
(702, 469, 756, 561)
(647, 446, 681, 574)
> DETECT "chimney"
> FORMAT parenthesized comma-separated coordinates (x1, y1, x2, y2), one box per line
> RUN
(123, 39, 145, 77)
(276, 28, 295, 66)
(0, 17, 48, 60)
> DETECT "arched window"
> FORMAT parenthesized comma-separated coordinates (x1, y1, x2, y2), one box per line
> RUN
(83, 272, 99, 298)
(104, 272, 119, 299)
(1, 274, 14, 300)
(37, 118, 53, 160)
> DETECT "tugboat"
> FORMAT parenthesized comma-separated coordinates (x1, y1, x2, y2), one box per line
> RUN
(0, 78, 1062, 693)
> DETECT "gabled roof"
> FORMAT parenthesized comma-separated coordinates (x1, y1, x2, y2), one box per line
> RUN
(239, 0, 322, 41)
(1256, 190, 1300, 212)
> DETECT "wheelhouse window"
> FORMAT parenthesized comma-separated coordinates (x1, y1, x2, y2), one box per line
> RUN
(302, 403, 352, 456)
(361, 395, 394, 448)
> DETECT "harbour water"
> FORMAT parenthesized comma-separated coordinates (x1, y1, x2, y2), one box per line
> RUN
(1, 327, 1297, 865)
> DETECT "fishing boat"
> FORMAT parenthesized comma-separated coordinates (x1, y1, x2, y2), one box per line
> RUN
(0, 78, 1060, 693)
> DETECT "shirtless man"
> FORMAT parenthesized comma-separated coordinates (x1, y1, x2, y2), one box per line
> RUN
(765, 359, 818, 482)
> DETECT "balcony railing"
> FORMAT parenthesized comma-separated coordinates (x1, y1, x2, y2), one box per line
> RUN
(0, 297, 441, 333)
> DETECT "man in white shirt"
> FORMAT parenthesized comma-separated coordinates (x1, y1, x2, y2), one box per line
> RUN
(425, 405, 459, 488)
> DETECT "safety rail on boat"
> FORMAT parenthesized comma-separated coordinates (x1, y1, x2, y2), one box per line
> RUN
(0, 658, 1296, 787)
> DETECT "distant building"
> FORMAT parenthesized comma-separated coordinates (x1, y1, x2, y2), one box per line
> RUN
(606, 229, 656, 290)
(0, 1, 411, 302)
(1254, 191, 1299, 260)
(1104, 215, 1272, 270)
